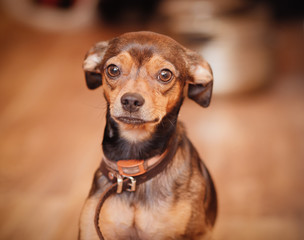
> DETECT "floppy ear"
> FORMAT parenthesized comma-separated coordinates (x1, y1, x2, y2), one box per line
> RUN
(83, 41, 109, 89)
(186, 50, 213, 107)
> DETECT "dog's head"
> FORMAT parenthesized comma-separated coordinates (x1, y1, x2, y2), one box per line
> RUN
(83, 32, 213, 141)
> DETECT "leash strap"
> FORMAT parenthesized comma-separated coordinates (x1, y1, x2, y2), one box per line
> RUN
(94, 135, 180, 240)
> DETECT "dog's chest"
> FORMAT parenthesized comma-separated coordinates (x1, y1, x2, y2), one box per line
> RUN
(99, 193, 192, 240)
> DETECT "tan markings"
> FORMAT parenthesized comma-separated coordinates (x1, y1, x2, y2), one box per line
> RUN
(119, 123, 155, 142)
(146, 55, 180, 79)
(165, 81, 182, 113)
(103, 51, 134, 88)
(79, 195, 102, 240)
(99, 195, 136, 240)
(135, 199, 192, 239)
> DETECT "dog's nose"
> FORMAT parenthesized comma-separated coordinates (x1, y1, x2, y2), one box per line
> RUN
(121, 93, 145, 112)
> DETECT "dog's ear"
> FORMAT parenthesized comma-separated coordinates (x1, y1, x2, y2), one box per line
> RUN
(83, 41, 109, 89)
(185, 49, 213, 107)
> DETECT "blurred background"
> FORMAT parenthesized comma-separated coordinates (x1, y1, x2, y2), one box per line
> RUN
(0, 0, 303, 239)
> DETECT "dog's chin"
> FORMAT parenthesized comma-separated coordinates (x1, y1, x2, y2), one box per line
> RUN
(113, 116, 160, 142)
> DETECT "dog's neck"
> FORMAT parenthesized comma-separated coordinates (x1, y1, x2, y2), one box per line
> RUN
(102, 99, 183, 162)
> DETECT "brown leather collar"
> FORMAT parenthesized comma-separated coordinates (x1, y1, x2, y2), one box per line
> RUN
(95, 135, 180, 239)
(102, 149, 168, 177)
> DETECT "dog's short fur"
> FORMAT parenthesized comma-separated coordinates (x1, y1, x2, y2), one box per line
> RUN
(79, 31, 217, 240)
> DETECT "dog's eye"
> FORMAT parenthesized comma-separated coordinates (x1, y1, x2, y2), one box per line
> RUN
(106, 64, 120, 78)
(158, 69, 173, 83)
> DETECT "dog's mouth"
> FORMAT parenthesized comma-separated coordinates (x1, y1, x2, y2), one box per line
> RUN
(115, 116, 159, 125)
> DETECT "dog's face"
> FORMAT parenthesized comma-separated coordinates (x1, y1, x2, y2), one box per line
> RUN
(83, 32, 213, 141)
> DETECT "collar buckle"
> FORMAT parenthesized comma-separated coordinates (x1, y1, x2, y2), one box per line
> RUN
(116, 175, 136, 193)
(124, 176, 136, 192)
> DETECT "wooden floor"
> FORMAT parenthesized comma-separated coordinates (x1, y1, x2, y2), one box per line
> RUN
(0, 10, 303, 240)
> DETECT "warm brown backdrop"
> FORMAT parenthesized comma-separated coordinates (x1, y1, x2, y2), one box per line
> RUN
(0, 5, 303, 240)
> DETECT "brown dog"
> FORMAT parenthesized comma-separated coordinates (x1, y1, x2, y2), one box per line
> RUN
(79, 31, 217, 240)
